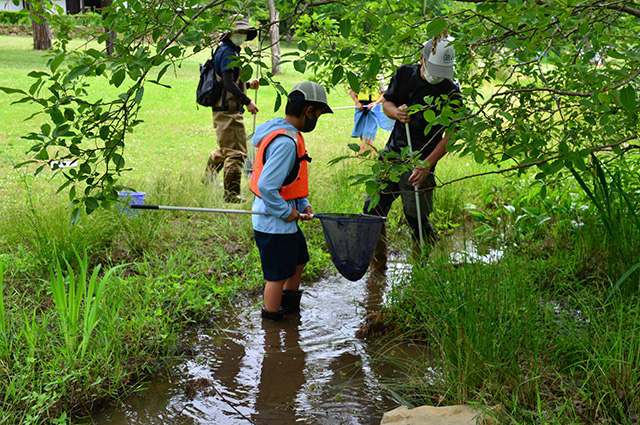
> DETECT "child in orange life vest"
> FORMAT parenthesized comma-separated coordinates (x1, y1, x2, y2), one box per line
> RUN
(249, 81, 333, 321)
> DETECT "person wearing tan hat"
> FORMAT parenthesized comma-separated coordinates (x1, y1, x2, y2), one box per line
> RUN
(363, 36, 463, 268)
(203, 16, 260, 203)
(249, 82, 333, 321)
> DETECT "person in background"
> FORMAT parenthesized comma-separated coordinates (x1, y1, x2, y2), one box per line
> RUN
(363, 36, 463, 270)
(348, 79, 385, 156)
(348, 75, 395, 156)
(249, 82, 333, 321)
(203, 16, 260, 203)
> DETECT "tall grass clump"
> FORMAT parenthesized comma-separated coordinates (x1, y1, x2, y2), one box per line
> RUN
(569, 154, 640, 296)
(50, 251, 115, 362)
(387, 254, 550, 401)
(384, 203, 640, 423)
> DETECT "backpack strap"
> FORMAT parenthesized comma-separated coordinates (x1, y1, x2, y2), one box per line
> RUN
(211, 45, 228, 112)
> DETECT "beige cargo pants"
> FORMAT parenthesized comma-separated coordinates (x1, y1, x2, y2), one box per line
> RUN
(204, 89, 247, 202)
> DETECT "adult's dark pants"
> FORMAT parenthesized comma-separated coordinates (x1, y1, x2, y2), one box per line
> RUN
(363, 170, 436, 243)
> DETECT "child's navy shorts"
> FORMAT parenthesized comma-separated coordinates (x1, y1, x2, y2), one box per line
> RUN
(254, 227, 310, 281)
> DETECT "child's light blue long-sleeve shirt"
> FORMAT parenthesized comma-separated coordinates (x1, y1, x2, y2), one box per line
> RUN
(251, 117, 311, 234)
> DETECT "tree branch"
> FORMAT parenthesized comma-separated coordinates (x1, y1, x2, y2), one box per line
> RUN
(433, 135, 640, 190)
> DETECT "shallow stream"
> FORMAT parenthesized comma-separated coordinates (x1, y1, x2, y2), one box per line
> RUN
(83, 259, 428, 425)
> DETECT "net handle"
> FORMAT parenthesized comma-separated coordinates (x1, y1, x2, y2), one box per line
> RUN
(406, 122, 424, 248)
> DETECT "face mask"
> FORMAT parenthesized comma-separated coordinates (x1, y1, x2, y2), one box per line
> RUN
(422, 60, 444, 85)
(230, 33, 246, 46)
(302, 109, 318, 133)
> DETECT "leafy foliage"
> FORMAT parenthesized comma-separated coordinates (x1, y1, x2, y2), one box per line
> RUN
(1, 0, 639, 226)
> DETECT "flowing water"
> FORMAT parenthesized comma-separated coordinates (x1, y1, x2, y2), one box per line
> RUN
(82, 259, 428, 425)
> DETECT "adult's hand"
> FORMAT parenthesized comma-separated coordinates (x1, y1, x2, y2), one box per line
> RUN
(396, 104, 410, 123)
(247, 101, 259, 114)
(249, 79, 260, 90)
(408, 166, 430, 187)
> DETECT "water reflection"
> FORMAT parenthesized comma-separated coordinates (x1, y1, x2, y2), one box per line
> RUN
(449, 240, 505, 264)
(82, 257, 422, 425)
(253, 318, 305, 424)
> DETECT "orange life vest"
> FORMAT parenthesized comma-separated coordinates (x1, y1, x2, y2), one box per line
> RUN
(249, 128, 310, 200)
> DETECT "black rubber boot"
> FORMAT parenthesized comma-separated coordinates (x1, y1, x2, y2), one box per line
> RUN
(223, 170, 245, 203)
(371, 225, 387, 272)
(261, 306, 284, 321)
(280, 289, 303, 315)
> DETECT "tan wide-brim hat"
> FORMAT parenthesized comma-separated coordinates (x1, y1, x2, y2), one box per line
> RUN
(227, 17, 257, 41)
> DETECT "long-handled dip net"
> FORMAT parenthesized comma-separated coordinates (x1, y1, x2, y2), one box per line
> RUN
(313, 213, 386, 281)
(130, 204, 385, 281)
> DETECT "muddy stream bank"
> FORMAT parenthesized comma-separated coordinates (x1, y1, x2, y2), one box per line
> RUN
(82, 258, 429, 425)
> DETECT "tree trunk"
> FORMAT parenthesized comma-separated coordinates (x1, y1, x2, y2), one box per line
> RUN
(29, 2, 52, 51)
(102, 0, 116, 56)
(267, 0, 281, 75)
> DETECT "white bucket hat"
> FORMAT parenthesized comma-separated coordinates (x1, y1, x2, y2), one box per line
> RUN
(422, 37, 456, 79)
(289, 81, 333, 114)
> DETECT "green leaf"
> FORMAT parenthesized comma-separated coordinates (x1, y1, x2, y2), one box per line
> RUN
(365, 180, 378, 196)
(85, 197, 99, 214)
(64, 108, 75, 121)
(546, 159, 564, 174)
(134, 86, 144, 105)
(156, 63, 171, 83)
(348, 143, 360, 152)
(165, 45, 182, 58)
(112, 153, 125, 169)
(423, 109, 436, 123)
(426, 18, 447, 38)
(469, 210, 489, 221)
(14, 160, 37, 169)
(294, 60, 307, 73)
(85, 49, 102, 59)
(340, 19, 352, 38)
(27, 71, 48, 78)
(66, 65, 90, 82)
(112, 68, 126, 88)
(340, 47, 352, 59)
(50, 53, 66, 73)
(506, 37, 520, 50)
(0, 86, 26, 95)
(274, 92, 282, 112)
(298, 40, 308, 51)
(240, 64, 253, 81)
(332, 66, 344, 85)
(50, 109, 65, 125)
(99, 126, 110, 140)
(70, 207, 82, 225)
(620, 85, 637, 112)
(369, 54, 381, 77)
(381, 24, 395, 42)
(347, 71, 360, 93)
(35, 148, 49, 160)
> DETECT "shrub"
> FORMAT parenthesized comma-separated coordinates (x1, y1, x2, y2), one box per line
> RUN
(0, 10, 29, 25)
(0, 10, 104, 28)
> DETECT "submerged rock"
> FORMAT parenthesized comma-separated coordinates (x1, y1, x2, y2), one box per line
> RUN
(381, 404, 500, 425)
